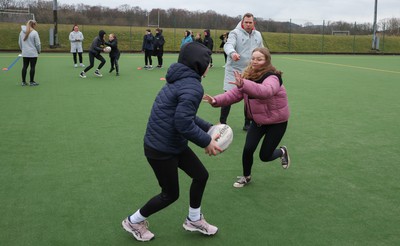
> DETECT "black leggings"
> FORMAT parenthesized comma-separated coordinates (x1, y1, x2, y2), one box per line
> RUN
(242, 121, 288, 176)
(110, 54, 120, 72)
(21, 57, 37, 82)
(144, 50, 153, 66)
(139, 147, 209, 217)
(72, 52, 83, 64)
(84, 52, 105, 73)
(157, 53, 163, 66)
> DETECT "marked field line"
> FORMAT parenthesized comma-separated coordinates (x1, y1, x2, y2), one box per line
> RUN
(281, 56, 400, 75)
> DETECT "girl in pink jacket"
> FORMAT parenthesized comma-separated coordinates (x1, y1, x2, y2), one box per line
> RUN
(203, 47, 290, 188)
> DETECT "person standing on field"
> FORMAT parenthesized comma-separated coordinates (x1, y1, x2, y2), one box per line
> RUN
(18, 19, 41, 86)
(153, 28, 165, 68)
(219, 32, 229, 66)
(142, 29, 154, 70)
(69, 24, 85, 68)
(221, 13, 264, 131)
(180, 30, 193, 48)
(203, 29, 214, 68)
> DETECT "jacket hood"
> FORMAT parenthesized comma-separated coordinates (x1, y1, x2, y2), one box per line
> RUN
(98, 30, 106, 39)
(178, 42, 211, 77)
(235, 21, 255, 34)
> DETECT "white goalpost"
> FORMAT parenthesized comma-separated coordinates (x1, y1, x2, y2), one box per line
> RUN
(332, 30, 350, 36)
(0, 8, 35, 23)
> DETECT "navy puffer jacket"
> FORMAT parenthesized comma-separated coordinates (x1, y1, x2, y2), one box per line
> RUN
(144, 62, 212, 154)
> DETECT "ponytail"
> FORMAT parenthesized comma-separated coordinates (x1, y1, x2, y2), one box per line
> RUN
(23, 20, 37, 41)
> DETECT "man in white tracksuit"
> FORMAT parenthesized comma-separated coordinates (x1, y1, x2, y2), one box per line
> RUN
(221, 13, 264, 130)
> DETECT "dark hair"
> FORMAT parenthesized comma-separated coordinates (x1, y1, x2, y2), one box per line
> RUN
(242, 13, 254, 20)
(146, 29, 151, 32)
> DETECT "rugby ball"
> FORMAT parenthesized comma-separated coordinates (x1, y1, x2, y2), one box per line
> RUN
(207, 124, 233, 152)
(104, 46, 111, 53)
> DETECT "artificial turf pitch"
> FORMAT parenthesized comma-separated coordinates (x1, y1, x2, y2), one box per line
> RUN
(1, 53, 399, 245)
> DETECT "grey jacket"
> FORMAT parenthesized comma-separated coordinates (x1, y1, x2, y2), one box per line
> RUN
(69, 31, 84, 53)
(18, 25, 41, 57)
(223, 21, 263, 91)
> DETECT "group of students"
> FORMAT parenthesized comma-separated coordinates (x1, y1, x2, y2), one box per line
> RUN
(181, 29, 214, 67)
(141, 28, 166, 69)
(72, 26, 167, 76)
(17, 15, 291, 243)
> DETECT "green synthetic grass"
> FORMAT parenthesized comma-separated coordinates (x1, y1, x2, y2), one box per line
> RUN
(0, 53, 400, 245)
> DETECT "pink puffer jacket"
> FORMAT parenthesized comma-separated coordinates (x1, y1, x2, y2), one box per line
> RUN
(213, 74, 289, 125)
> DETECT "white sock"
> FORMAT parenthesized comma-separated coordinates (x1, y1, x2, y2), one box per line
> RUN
(129, 209, 146, 224)
(188, 207, 201, 221)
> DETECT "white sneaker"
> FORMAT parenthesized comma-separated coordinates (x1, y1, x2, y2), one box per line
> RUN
(74, 64, 78, 68)
(80, 63, 85, 67)
(122, 218, 155, 242)
(280, 146, 290, 169)
(183, 214, 218, 235)
(233, 176, 251, 188)
(94, 69, 103, 77)
(79, 72, 86, 78)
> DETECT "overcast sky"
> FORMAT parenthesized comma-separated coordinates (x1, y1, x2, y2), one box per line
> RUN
(58, 0, 399, 24)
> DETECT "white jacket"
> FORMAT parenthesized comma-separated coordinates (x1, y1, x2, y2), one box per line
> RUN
(223, 21, 263, 91)
(69, 31, 84, 53)
(18, 25, 41, 58)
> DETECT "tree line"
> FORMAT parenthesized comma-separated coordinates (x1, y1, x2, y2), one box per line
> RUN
(1, 0, 399, 35)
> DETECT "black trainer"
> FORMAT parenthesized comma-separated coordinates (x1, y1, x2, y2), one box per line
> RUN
(21, 82, 28, 86)
(30, 82, 39, 86)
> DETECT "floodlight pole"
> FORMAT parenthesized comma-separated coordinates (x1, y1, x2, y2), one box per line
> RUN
(51, 0, 59, 48)
(372, 0, 378, 50)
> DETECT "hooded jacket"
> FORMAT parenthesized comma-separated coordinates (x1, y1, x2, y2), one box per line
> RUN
(203, 29, 214, 51)
(180, 30, 193, 48)
(153, 30, 165, 52)
(223, 21, 263, 91)
(144, 42, 212, 154)
(18, 25, 41, 57)
(212, 73, 289, 125)
(142, 31, 154, 51)
(88, 30, 105, 55)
